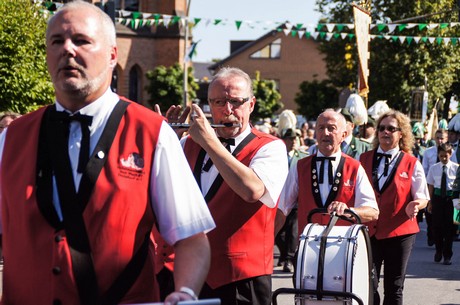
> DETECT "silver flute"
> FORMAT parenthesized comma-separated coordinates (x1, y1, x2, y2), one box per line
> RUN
(169, 122, 241, 128)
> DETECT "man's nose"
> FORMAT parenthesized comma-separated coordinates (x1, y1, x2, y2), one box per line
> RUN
(62, 39, 76, 57)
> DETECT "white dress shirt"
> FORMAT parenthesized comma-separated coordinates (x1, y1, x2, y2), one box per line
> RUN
(426, 160, 458, 190)
(376, 146, 430, 201)
(0, 89, 215, 245)
(182, 126, 289, 208)
(278, 151, 378, 216)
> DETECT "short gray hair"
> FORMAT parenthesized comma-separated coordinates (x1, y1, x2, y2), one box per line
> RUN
(46, 0, 116, 46)
(209, 67, 253, 96)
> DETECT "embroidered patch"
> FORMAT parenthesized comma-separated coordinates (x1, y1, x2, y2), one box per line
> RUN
(120, 153, 144, 170)
(119, 153, 145, 181)
(399, 171, 409, 178)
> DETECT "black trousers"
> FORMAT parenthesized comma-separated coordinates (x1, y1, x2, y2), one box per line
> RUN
(200, 275, 272, 305)
(431, 195, 456, 259)
(275, 208, 298, 263)
(371, 234, 416, 305)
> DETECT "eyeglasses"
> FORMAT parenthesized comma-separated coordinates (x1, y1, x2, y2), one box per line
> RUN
(208, 97, 251, 108)
(378, 125, 401, 133)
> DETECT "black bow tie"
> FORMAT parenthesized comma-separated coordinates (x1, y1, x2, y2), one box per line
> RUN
(218, 137, 235, 146)
(49, 109, 93, 173)
(316, 156, 336, 184)
(377, 153, 391, 176)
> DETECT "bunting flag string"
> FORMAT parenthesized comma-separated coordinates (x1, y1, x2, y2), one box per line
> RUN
(39, 1, 460, 46)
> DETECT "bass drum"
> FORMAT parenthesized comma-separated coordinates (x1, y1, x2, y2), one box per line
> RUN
(295, 223, 373, 305)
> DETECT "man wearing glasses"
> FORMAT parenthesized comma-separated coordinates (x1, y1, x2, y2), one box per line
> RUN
(163, 67, 288, 305)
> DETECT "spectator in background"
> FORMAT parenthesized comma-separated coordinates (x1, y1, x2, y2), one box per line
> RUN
(0, 112, 21, 133)
(275, 128, 308, 273)
(427, 143, 457, 265)
(338, 108, 370, 160)
(304, 128, 317, 148)
(359, 116, 376, 144)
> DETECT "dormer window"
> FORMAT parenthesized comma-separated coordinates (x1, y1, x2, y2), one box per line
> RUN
(250, 38, 281, 59)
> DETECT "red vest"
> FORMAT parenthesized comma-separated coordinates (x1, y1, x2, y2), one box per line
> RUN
(297, 154, 359, 234)
(360, 150, 419, 239)
(184, 129, 278, 289)
(1, 102, 163, 304)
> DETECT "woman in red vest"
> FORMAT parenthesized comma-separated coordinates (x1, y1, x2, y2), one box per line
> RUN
(360, 110, 429, 305)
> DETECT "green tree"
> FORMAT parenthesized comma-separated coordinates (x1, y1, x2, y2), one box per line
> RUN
(251, 71, 283, 123)
(315, 0, 460, 113)
(145, 63, 198, 111)
(295, 79, 339, 120)
(0, 0, 54, 113)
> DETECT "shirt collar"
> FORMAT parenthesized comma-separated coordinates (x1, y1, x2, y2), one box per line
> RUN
(377, 146, 400, 159)
(55, 88, 119, 118)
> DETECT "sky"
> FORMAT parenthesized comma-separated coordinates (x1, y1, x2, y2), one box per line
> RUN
(188, 0, 322, 62)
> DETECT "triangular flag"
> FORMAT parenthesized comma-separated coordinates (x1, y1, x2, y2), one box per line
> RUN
(406, 36, 413, 45)
(440, 23, 449, 29)
(319, 32, 326, 39)
(428, 37, 436, 44)
(406, 23, 417, 29)
(422, 37, 428, 43)
(387, 24, 397, 33)
(418, 24, 428, 30)
(443, 37, 450, 45)
(171, 16, 181, 24)
(326, 23, 335, 32)
(451, 38, 458, 46)
(283, 28, 290, 36)
(214, 19, 222, 25)
(305, 32, 311, 39)
(397, 24, 407, 32)
(413, 37, 421, 44)
(193, 18, 201, 26)
(311, 32, 319, 40)
(298, 30, 305, 38)
(377, 24, 386, 32)
(316, 24, 324, 31)
(235, 20, 242, 30)
(398, 36, 405, 43)
(296, 23, 303, 30)
(336, 24, 345, 32)
(391, 36, 398, 42)
(427, 24, 438, 30)
(325, 33, 333, 41)
(291, 30, 298, 37)
(341, 33, 348, 39)
(131, 12, 142, 20)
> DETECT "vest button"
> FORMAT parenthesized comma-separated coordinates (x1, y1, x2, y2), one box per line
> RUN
(54, 235, 63, 243)
(52, 266, 61, 275)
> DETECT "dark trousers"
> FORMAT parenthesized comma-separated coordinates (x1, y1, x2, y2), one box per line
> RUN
(275, 208, 298, 263)
(431, 195, 456, 259)
(200, 275, 272, 305)
(371, 234, 416, 305)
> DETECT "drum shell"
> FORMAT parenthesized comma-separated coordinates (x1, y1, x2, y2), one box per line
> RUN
(295, 223, 372, 305)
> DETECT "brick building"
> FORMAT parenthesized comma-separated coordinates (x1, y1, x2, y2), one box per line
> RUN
(87, 0, 191, 106)
(208, 26, 328, 112)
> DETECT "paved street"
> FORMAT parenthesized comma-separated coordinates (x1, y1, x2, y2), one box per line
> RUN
(272, 220, 460, 305)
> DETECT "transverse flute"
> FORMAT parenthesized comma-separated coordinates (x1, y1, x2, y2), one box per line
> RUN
(169, 122, 241, 128)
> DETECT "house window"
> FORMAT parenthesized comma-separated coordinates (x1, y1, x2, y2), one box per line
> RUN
(250, 38, 281, 59)
(115, 0, 139, 11)
(129, 65, 141, 103)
